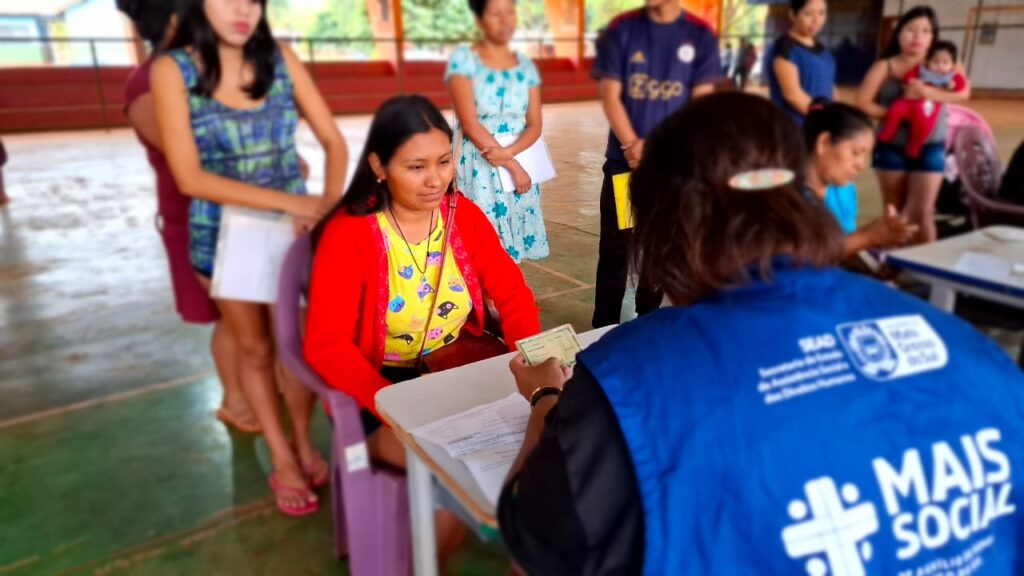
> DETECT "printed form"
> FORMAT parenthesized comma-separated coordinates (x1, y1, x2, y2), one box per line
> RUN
(411, 393, 530, 505)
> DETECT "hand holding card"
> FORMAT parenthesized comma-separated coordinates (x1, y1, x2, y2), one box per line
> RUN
(515, 324, 583, 368)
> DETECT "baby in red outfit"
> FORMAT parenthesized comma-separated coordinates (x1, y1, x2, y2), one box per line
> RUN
(878, 40, 968, 159)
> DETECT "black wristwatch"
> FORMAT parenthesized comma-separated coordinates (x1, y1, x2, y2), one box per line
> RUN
(529, 386, 562, 407)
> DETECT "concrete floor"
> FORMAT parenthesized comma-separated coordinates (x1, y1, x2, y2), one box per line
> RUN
(1, 97, 1022, 575)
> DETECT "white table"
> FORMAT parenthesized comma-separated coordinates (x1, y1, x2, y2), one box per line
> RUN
(375, 326, 614, 576)
(884, 226, 1024, 312)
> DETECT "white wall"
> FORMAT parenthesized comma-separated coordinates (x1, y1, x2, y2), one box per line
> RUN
(882, 0, 1023, 90)
(65, 0, 132, 66)
(0, 16, 48, 65)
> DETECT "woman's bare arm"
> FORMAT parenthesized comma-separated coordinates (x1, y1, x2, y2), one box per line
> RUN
(856, 60, 891, 119)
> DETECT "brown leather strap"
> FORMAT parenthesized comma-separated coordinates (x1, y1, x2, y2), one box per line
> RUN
(415, 193, 458, 371)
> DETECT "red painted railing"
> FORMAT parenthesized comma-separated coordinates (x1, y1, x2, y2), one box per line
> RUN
(0, 58, 597, 134)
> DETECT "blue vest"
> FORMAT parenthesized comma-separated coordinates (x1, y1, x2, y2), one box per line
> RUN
(579, 266, 1024, 575)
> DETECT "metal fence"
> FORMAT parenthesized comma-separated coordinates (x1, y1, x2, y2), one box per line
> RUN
(0, 34, 602, 132)
(0, 34, 601, 69)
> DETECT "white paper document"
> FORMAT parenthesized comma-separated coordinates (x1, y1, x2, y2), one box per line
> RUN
(461, 446, 523, 504)
(984, 228, 1024, 243)
(496, 134, 557, 193)
(211, 207, 296, 304)
(411, 393, 530, 504)
(953, 251, 1022, 287)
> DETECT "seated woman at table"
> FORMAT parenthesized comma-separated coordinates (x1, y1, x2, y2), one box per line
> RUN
(803, 100, 917, 257)
(497, 92, 1024, 574)
(305, 95, 541, 561)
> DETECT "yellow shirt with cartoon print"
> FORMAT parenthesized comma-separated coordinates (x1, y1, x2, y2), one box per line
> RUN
(378, 213, 473, 367)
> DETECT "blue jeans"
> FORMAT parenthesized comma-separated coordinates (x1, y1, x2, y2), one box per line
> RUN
(872, 142, 945, 174)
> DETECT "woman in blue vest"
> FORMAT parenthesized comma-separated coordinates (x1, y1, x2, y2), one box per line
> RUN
(498, 92, 1024, 574)
(768, 0, 835, 124)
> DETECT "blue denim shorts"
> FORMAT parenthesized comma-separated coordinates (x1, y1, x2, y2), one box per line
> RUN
(872, 142, 946, 174)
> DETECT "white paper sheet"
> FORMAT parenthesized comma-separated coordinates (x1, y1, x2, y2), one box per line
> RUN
(953, 251, 1020, 286)
(210, 207, 296, 304)
(984, 228, 1024, 243)
(495, 134, 557, 193)
(411, 393, 530, 504)
(461, 445, 524, 504)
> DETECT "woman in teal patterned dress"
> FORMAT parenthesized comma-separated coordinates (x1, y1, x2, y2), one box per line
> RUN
(446, 0, 549, 262)
(152, 0, 349, 516)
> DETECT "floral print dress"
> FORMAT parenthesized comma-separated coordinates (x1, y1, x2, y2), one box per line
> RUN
(445, 46, 549, 263)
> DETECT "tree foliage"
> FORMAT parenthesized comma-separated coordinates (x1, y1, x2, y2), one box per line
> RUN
(310, 0, 374, 39)
(401, 0, 477, 41)
(585, 0, 641, 33)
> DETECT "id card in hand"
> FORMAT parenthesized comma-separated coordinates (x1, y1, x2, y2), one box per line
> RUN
(515, 324, 583, 368)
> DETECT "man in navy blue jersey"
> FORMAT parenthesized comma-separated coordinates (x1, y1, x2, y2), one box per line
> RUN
(591, 0, 721, 328)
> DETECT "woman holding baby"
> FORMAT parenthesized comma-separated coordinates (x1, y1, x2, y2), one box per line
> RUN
(857, 5, 971, 244)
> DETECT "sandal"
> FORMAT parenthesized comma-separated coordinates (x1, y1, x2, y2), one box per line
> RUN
(268, 474, 319, 517)
(287, 440, 330, 490)
(216, 407, 262, 434)
(301, 454, 330, 490)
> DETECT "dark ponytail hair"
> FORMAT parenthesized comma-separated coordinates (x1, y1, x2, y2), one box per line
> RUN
(883, 5, 939, 58)
(630, 93, 843, 306)
(313, 96, 454, 245)
(167, 0, 277, 100)
(116, 0, 188, 47)
(803, 100, 873, 151)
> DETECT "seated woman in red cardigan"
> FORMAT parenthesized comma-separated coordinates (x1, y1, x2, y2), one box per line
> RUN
(305, 95, 541, 561)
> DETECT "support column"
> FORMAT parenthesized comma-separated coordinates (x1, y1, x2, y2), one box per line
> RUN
(576, 0, 585, 62)
(682, 0, 721, 33)
(366, 0, 398, 61)
(543, 0, 581, 59)
(392, 0, 406, 93)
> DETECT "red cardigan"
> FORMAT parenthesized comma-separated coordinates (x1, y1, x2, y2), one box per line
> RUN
(304, 193, 541, 418)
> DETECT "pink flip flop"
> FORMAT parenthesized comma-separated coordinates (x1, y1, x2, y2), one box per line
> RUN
(302, 455, 330, 490)
(268, 474, 319, 517)
(286, 440, 330, 490)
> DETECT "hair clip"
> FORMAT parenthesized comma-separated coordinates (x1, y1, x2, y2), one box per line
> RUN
(728, 169, 795, 191)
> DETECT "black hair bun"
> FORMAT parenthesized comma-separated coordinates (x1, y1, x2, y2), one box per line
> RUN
(807, 97, 830, 113)
(115, 0, 142, 18)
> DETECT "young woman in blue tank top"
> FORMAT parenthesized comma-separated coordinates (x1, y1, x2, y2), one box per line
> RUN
(152, 0, 349, 517)
(768, 0, 835, 124)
